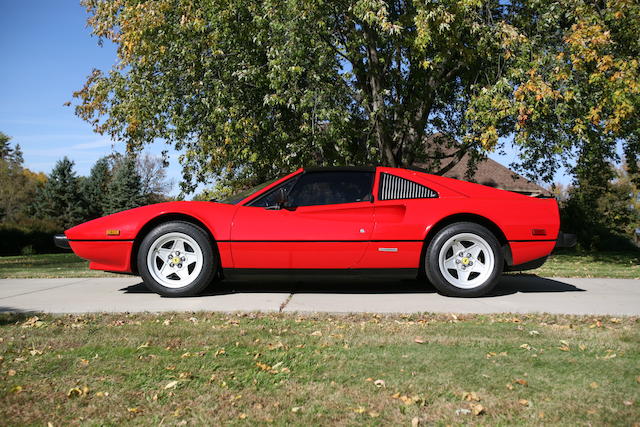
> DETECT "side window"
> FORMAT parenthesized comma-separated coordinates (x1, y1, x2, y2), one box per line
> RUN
(378, 173, 438, 200)
(288, 171, 374, 207)
(248, 176, 300, 208)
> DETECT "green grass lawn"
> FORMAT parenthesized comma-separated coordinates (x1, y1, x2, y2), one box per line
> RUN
(527, 250, 640, 279)
(0, 312, 638, 425)
(0, 253, 117, 279)
(1, 250, 638, 279)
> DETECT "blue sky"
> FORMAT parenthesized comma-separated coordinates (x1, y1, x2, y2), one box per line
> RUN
(0, 1, 565, 195)
(0, 1, 182, 194)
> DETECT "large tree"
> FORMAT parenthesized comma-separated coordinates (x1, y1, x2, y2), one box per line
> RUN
(35, 158, 86, 229)
(0, 133, 45, 223)
(82, 157, 112, 219)
(75, 0, 640, 193)
(104, 156, 144, 214)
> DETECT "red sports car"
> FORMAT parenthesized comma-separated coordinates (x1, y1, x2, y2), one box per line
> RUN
(55, 166, 570, 297)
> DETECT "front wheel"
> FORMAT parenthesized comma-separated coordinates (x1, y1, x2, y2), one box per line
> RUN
(137, 221, 218, 297)
(425, 222, 503, 297)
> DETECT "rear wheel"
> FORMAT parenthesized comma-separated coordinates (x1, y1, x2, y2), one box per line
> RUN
(137, 221, 217, 297)
(425, 222, 503, 297)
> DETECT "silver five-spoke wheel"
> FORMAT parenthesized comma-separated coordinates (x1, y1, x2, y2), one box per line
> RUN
(146, 232, 204, 288)
(438, 233, 495, 289)
(425, 222, 503, 297)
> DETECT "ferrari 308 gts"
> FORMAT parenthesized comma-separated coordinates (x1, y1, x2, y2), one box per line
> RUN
(55, 166, 567, 297)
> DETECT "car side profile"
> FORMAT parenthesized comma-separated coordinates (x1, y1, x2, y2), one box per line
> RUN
(55, 166, 567, 297)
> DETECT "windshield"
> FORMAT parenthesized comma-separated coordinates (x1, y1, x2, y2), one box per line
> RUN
(217, 178, 279, 205)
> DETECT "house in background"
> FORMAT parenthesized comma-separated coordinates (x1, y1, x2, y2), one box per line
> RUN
(413, 138, 551, 197)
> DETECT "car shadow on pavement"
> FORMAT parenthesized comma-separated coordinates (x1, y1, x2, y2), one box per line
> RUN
(119, 274, 584, 297)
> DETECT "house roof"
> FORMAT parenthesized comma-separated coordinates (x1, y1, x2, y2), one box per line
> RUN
(413, 141, 552, 197)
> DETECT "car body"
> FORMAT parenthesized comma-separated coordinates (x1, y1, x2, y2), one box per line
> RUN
(56, 166, 565, 297)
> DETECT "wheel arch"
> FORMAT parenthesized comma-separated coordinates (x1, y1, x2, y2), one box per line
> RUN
(419, 213, 512, 276)
(130, 213, 218, 275)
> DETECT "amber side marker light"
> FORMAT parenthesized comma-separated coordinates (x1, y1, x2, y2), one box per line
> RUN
(531, 229, 547, 236)
(106, 229, 121, 236)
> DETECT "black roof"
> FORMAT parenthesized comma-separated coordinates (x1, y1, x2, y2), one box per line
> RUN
(303, 166, 377, 173)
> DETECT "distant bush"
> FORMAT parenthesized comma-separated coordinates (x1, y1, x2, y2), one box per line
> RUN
(0, 218, 61, 256)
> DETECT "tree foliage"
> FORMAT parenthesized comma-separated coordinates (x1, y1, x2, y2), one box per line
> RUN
(82, 157, 112, 219)
(104, 156, 144, 215)
(0, 133, 46, 224)
(75, 0, 640, 193)
(34, 158, 87, 229)
(559, 161, 639, 250)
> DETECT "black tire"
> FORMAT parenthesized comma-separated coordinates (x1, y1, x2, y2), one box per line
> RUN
(137, 221, 218, 297)
(424, 222, 503, 297)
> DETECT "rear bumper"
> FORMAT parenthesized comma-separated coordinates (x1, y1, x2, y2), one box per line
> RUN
(53, 234, 71, 250)
(555, 232, 577, 248)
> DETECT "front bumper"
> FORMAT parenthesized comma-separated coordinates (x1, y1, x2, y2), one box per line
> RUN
(555, 232, 577, 248)
(53, 234, 71, 250)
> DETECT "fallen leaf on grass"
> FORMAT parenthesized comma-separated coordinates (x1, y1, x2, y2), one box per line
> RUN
(462, 391, 480, 402)
(67, 386, 89, 398)
(128, 407, 143, 414)
(22, 316, 45, 328)
(411, 417, 420, 427)
(471, 404, 485, 415)
(518, 399, 530, 407)
(310, 330, 322, 336)
(238, 413, 247, 419)
(514, 378, 528, 386)
(164, 380, 179, 390)
(368, 411, 380, 418)
(623, 400, 633, 406)
(267, 342, 284, 350)
(455, 408, 471, 415)
(414, 337, 426, 344)
(11, 385, 23, 393)
(7, 369, 16, 376)
(374, 379, 385, 388)
(352, 407, 366, 414)
(391, 393, 424, 406)
(519, 344, 532, 351)
(590, 382, 599, 389)
(291, 406, 302, 413)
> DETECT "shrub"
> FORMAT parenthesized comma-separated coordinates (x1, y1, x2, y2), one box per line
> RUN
(0, 218, 62, 256)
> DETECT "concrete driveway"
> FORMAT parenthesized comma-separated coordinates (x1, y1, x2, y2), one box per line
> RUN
(0, 275, 638, 315)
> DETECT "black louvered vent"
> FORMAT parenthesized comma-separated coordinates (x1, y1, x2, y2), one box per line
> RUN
(379, 173, 438, 201)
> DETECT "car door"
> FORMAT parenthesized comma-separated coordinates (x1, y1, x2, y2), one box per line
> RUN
(357, 170, 441, 269)
(230, 169, 375, 269)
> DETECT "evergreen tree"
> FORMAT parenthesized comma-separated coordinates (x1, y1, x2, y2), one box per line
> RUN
(104, 156, 143, 215)
(0, 132, 12, 161)
(35, 157, 86, 229)
(82, 157, 111, 219)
